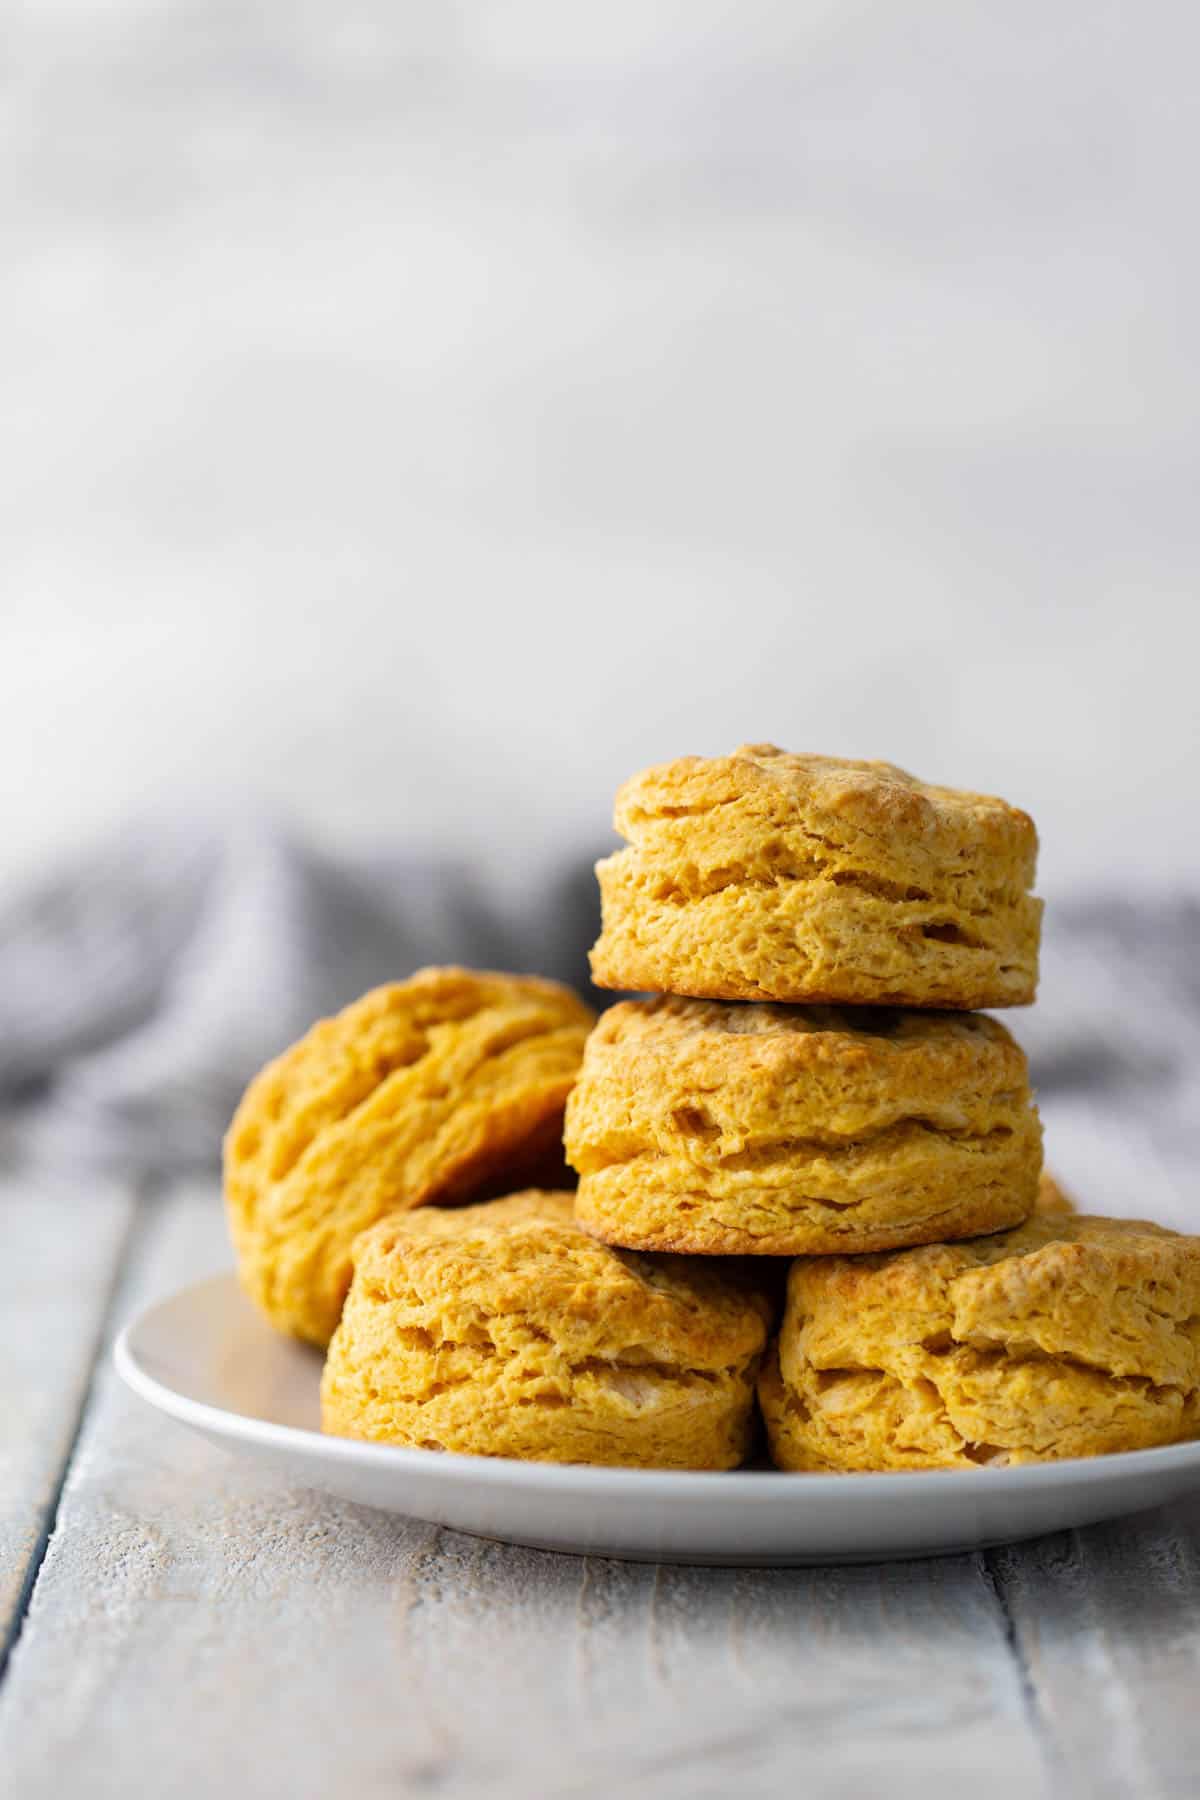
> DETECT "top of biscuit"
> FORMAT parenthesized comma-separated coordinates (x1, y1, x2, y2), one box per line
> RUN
(351, 1191, 772, 1369)
(226, 965, 594, 1173)
(318, 966, 593, 1028)
(849, 1210, 1189, 1278)
(791, 1213, 1200, 1388)
(614, 745, 1037, 873)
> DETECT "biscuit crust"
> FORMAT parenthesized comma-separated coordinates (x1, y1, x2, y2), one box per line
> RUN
(761, 1207, 1200, 1470)
(590, 745, 1042, 1009)
(566, 996, 1042, 1255)
(224, 968, 594, 1346)
(321, 1191, 773, 1468)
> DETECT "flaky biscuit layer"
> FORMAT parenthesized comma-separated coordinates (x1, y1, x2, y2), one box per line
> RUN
(566, 996, 1041, 1254)
(224, 968, 593, 1346)
(761, 1204, 1200, 1470)
(321, 1191, 773, 1467)
(590, 746, 1041, 1008)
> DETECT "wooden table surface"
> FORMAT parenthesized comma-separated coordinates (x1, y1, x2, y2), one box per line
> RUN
(3, 1139, 1199, 1799)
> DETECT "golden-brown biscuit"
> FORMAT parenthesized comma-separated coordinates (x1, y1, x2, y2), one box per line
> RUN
(760, 1210, 1200, 1470)
(590, 745, 1041, 1008)
(565, 996, 1042, 1256)
(1034, 1171, 1074, 1214)
(321, 1191, 773, 1467)
(224, 968, 594, 1346)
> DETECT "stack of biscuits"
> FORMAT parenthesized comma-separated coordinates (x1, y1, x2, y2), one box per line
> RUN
(224, 748, 1200, 1474)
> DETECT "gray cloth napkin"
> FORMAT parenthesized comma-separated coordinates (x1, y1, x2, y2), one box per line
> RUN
(2, 826, 1196, 1213)
(0, 823, 598, 1174)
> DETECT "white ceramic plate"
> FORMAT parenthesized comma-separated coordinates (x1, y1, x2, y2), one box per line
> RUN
(115, 1274, 1200, 1565)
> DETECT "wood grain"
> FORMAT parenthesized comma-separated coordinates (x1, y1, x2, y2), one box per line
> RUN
(0, 1179, 138, 1661)
(991, 1500, 1200, 1800)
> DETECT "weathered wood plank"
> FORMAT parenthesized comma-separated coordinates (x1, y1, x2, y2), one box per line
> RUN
(990, 1498, 1200, 1800)
(0, 1177, 138, 1660)
(0, 1184, 1053, 1799)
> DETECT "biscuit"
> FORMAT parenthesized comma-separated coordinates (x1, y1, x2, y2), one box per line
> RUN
(1034, 1171, 1074, 1214)
(760, 1210, 1200, 1470)
(321, 1191, 773, 1467)
(590, 745, 1041, 1009)
(224, 968, 594, 1346)
(565, 996, 1042, 1256)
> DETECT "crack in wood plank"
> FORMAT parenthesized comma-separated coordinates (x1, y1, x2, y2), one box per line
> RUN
(0, 1180, 149, 1684)
(989, 1508, 1200, 1800)
(977, 1547, 1063, 1789)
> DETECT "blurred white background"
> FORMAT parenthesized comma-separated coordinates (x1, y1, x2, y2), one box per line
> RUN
(4, 1, 1198, 896)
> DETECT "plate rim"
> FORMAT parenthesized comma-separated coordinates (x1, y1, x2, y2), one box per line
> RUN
(114, 1271, 1200, 1503)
